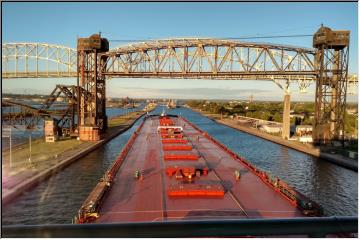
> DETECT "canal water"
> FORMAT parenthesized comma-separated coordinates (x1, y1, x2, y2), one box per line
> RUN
(2, 106, 357, 225)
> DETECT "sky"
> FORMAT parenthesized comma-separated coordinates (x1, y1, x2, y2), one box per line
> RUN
(2, 2, 358, 102)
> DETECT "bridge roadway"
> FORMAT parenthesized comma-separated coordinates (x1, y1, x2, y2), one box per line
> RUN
(96, 116, 303, 223)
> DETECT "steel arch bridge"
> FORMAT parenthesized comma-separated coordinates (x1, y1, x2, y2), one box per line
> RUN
(2, 43, 77, 78)
(104, 39, 315, 82)
(2, 40, 356, 92)
(1, 27, 358, 143)
(2, 40, 316, 81)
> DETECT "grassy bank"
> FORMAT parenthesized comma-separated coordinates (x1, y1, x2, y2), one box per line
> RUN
(2, 110, 146, 176)
(108, 111, 143, 128)
(186, 100, 358, 138)
(2, 138, 84, 175)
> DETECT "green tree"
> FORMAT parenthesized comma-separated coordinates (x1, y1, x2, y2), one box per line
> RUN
(344, 111, 357, 136)
(273, 112, 282, 122)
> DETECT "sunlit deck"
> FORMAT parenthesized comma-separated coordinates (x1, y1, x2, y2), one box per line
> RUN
(96, 116, 303, 223)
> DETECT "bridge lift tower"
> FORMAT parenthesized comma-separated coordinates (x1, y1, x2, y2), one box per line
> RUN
(77, 34, 109, 141)
(312, 25, 350, 144)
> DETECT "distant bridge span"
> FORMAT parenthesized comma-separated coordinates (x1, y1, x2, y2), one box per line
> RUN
(102, 39, 317, 82)
(1, 26, 358, 143)
(3, 39, 356, 91)
(2, 39, 317, 81)
(2, 43, 77, 78)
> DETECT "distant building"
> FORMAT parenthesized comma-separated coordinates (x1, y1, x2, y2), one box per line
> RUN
(346, 108, 358, 115)
(295, 125, 313, 143)
(298, 135, 313, 143)
(249, 94, 254, 103)
(237, 119, 252, 124)
(290, 113, 305, 120)
(236, 118, 253, 127)
(296, 125, 313, 137)
(260, 124, 282, 134)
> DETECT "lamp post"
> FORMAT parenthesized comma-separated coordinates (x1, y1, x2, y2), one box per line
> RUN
(9, 128, 12, 169)
(29, 131, 32, 164)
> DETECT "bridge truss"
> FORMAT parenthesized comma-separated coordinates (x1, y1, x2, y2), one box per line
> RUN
(2, 100, 50, 128)
(2, 41, 356, 94)
(2, 43, 77, 78)
(2, 26, 358, 143)
(2, 85, 90, 136)
(104, 39, 315, 79)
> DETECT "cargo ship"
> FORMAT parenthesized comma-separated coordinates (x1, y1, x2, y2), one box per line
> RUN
(75, 113, 322, 224)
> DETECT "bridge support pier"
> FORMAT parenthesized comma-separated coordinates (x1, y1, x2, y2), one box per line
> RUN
(282, 93, 291, 140)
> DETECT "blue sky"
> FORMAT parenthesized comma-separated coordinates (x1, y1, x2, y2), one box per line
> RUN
(2, 2, 358, 101)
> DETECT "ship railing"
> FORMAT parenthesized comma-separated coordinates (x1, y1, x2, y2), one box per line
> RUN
(75, 118, 147, 224)
(2, 217, 357, 237)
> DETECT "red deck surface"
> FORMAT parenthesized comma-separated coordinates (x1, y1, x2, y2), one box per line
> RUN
(96, 116, 304, 223)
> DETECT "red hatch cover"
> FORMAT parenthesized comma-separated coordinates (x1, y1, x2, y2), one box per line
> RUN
(162, 139, 188, 144)
(159, 117, 174, 126)
(168, 184, 225, 198)
(164, 154, 199, 161)
(163, 145, 192, 151)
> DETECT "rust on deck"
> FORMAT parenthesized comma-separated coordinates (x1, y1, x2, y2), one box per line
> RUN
(75, 115, 322, 224)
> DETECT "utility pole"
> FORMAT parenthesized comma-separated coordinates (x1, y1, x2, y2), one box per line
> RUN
(9, 128, 12, 169)
(29, 131, 32, 164)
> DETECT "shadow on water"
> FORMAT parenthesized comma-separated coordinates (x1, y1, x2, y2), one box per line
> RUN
(2, 106, 357, 225)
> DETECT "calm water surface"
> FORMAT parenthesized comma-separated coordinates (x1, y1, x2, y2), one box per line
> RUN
(2, 106, 357, 225)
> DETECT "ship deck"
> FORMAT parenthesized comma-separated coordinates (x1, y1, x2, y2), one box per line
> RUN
(96, 116, 303, 223)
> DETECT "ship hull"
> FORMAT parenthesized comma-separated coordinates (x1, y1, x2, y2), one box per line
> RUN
(76, 115, 321, 224)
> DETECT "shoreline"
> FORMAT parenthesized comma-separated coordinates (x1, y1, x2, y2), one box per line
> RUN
(2, 112, 146, 205)
(190, 108, 357, 172)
